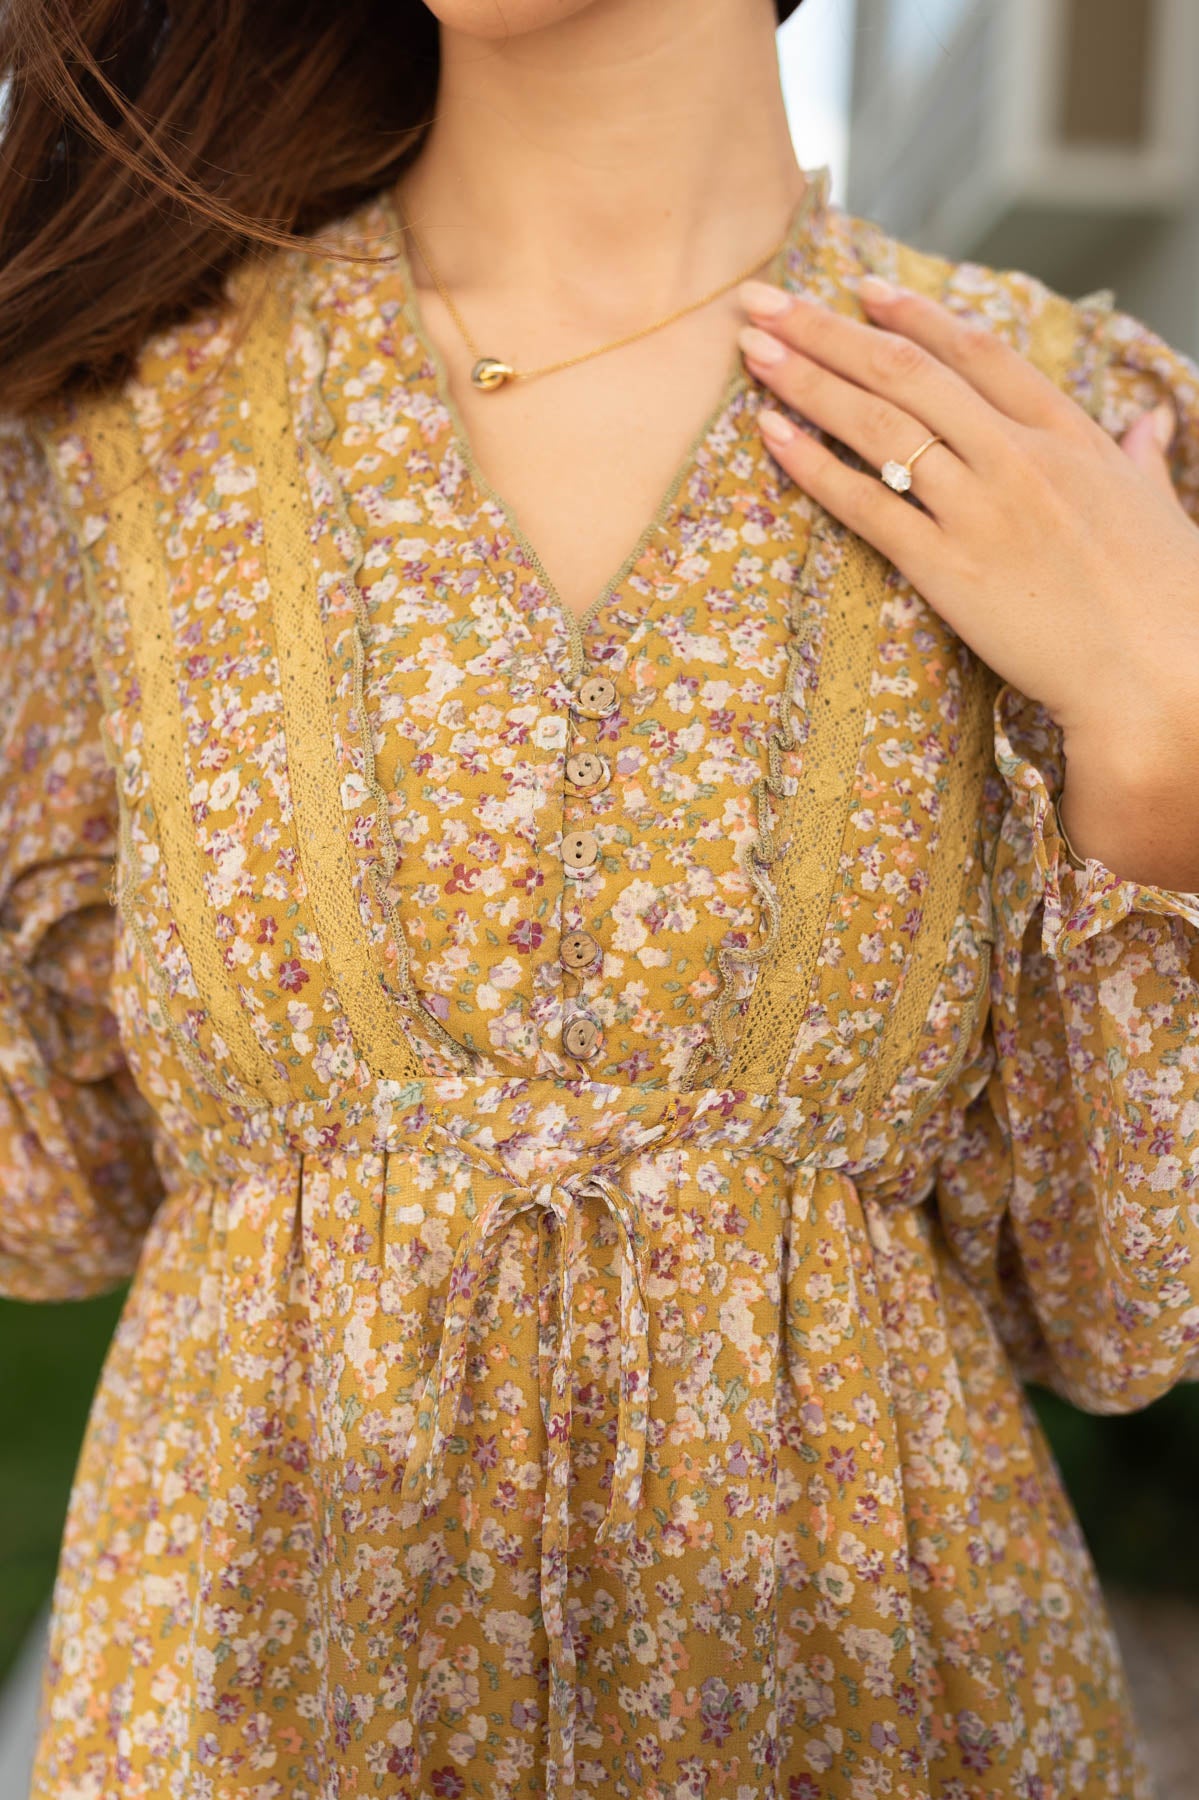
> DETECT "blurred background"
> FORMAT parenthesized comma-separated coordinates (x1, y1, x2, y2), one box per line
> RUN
(3, 1, 1199, 1795)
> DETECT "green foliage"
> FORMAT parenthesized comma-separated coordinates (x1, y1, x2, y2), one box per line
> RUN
(1030, 1381, 1199, 1596)
(0, 1289, 126, 1681)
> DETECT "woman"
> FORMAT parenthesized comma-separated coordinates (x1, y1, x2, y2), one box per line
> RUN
(2, 0, 1197, 1793)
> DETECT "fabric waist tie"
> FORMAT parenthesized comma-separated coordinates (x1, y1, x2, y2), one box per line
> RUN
(399, 1140, 655, 1800)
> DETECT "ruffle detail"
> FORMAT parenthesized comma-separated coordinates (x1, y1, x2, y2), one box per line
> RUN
(289, 255, 480, 1076)
(993, 680, 1199, 956)
(686, 507, 846, 1081)
(0, 916, 162, 1301)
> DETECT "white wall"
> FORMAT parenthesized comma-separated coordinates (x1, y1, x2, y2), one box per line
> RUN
(778, 0, 858, 202)
(0, 1608, 46, 1800)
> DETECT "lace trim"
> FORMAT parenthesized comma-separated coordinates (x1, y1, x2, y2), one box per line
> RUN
(705, 225, 1049, 1100)
(670, 178, 836, 1089)
(1061, 283, 1118, 427)
(853, 253, 1119, 1125)
(42, 467, 241, 1109)
(299, 185, 841, 1096)
(292, 261, 478, 1075)
(38, 426, 212, 1100)
(841, 239, 1010, 1122)
(713, 504, 879, 1094)
(682, 208, 911, 1095)
(241, 264, 469, 1083)
(47, 406, 290, 1110)
(678, 511, 838, 1088)
(858, 670, 999, 1129)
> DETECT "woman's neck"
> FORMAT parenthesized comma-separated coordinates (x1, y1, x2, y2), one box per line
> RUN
(397, 0, 805, 315)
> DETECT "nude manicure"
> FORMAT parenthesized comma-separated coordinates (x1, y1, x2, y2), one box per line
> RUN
(739, 279, 794, 318)
(739, 324, 786, 365)
(759, 407, 796, 443)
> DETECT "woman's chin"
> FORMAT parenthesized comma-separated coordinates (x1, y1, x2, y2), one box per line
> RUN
(423, 0, 601, 41)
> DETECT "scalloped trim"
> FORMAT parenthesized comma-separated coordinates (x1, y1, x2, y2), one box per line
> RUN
(1066, 283, 1118, 428)
(38, 418, 286, 1113)
(679, 513, 838, 1088)
(291, 180, 840, 1095)
(289, 260, 479, 1075)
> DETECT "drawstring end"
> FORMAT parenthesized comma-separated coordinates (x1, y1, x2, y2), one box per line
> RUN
(401, 1153, 656, 1799)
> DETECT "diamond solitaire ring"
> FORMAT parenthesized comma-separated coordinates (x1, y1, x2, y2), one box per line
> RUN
(880, 433, 944, 493)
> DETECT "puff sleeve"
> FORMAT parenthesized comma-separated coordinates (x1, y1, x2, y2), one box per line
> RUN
(934, 303, 1199, 1413)
(0, 420, 163, 1301)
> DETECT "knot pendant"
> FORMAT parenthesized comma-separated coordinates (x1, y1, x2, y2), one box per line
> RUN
(471, 357, 516, 392)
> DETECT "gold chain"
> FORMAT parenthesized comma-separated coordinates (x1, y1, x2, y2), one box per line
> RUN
(398, 206, 794, 393)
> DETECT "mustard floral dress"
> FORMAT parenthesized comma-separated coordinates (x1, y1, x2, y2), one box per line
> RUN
(4, 163, 1199, 1800)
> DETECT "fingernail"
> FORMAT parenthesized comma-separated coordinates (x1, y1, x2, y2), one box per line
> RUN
(859, 273, 897, 304)
(759, 407, 796, 444)
(1151, 398, 1177, 451)
(739, 324, 786, 366)
(739, 279, 794, 318)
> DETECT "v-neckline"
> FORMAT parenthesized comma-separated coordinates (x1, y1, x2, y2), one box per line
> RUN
(378, 167, 831, 682)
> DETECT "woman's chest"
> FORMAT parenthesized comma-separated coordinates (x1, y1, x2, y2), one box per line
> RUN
(406, 292, 776, 625)
(275, 279, 832, 1087)
(54, 249, 1003, 1155)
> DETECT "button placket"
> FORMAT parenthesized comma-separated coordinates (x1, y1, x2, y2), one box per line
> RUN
(562, 1015, 601, 1060)
(573, 674, 618, 720)
(560, 828, 599, 875)
(559, 665, 620, 1060)
(564, 750, 610, 794)
(560, 930, 600, 973)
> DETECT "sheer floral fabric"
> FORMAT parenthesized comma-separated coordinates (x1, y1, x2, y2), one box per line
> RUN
(3, 164, 1198, 1800)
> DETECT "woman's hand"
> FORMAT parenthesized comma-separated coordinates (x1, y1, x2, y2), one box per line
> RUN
(737, 274, 1199, 889)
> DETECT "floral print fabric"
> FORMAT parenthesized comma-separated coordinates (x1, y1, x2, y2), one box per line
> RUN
(2, 166, 1198, 1800)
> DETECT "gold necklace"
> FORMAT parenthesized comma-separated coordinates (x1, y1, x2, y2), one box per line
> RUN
(398, 206, 795, 393)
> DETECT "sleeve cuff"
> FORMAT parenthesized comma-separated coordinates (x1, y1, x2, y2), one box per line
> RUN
(994, 680, 1199, 955)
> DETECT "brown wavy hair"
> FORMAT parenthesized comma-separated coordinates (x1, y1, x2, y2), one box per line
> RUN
(0, 0, 438, 416)
(0, 0, 803, 418)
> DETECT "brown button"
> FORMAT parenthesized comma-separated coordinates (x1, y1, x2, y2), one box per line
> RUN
(563, 1016, 601, 1060)
(565, 751, 608, 789)
(561, 828, 599, 873)
(574, 675, 618, 719)
(560, 930, 599, 971)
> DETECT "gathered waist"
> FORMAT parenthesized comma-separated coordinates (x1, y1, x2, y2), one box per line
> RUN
(149, 1070, 949, 1230)
(161, 1070, 880, 1181)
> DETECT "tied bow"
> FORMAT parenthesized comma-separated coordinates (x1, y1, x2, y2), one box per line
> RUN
(400, 1135, 660, 1798)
